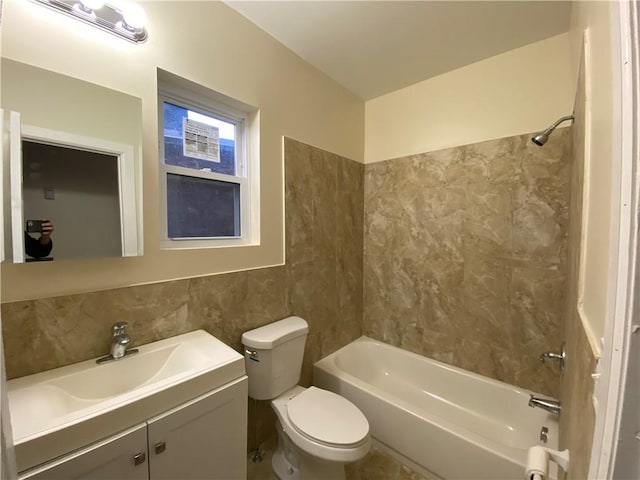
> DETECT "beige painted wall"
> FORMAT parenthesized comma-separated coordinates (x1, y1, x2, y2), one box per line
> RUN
(0, 0, 364, 302)
(1, 58, 142, 156)
(364, 33, 574, 163)
(568, 0, 617, 349)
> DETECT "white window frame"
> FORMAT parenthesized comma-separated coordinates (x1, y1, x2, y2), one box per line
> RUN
(158, 85, 252, 249)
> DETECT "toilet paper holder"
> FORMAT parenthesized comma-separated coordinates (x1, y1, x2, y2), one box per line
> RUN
(525, 445, 570, 480)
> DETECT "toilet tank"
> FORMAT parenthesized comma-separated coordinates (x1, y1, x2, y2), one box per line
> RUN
(241, 316, 309, 400)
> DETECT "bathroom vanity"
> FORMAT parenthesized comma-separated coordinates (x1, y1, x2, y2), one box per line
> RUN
(8, 331, 247, 479)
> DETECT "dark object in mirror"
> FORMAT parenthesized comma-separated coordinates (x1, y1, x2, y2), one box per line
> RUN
(25, 220, 44, 233)
(22, 142, 121, 261)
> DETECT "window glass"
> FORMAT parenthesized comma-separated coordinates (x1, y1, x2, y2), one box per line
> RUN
(163, 102, 237, 176)
(166, 173, 240, 238)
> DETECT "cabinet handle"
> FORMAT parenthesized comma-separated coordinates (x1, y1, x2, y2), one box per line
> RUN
(155, 441, 166, 455)
(133, 452, 146, 466)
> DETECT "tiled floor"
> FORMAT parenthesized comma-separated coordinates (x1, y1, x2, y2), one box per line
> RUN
(247, 438, 278, 480)
(246, 439, 427, 480)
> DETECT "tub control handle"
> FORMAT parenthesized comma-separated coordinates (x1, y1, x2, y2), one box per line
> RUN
(540, 426, 549, 443)
(539, 342, 566, 373)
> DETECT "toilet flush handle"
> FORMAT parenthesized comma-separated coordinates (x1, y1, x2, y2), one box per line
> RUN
(245, 349, 260, 362)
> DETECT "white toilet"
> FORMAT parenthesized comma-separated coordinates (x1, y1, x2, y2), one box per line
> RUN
(242, 316, 371, 480)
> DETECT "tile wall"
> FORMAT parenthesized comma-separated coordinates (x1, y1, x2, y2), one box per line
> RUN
(363, 130, 572, 396)
(1, 137, 364, 451)
(559, 52, 597, 479)
(3, 129, 590, 477)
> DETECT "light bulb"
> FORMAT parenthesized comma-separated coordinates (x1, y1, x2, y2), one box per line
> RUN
(79, 0, 104, 10)
(121, 2, 147, 30)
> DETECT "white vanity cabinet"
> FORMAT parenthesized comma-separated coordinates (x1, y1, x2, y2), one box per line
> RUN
(19, 424, 148, 480)
(147, 377, 247, 480)
(19, 378, 247, 480)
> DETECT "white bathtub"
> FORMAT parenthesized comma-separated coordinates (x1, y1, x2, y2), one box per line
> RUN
(313, 337, 559, 480)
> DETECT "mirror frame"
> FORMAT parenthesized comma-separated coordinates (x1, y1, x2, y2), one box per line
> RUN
(8, 114, 140, 262)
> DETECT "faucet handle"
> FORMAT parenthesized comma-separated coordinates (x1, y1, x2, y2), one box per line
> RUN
(112, 322, 128, 336)
(539, 342, 566, 373)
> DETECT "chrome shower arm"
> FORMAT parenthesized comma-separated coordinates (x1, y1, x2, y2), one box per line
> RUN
(549, 114, 575, 130)
(532, 114, 575, 146)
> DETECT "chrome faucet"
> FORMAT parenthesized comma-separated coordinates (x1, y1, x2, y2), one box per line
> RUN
(97, 322, 138, 364)
(111, 322, 131, 359)
(528, 394, 561, 415)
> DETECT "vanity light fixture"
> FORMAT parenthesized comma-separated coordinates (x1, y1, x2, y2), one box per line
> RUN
(33, 0, 148, 44)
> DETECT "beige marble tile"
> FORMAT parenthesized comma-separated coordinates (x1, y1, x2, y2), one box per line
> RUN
(311, 253, 339, 334)
(512, 186, 567, 268)
(559, 57, 597, 478)
(363, 255, 420, 346)
(337, 156, 364, 258)
(363, 128, 571, 394)
(417, 259, 464, 335)
(246, 266, 288, 329)
(463, 134, 526, 184)
(188, 270, 248, 352)
(460, 255, 512, 351)
(337, 250, 363, 340)
(101, 280, 193, 345)
(311, 148, 338, 261)
(284, 138, 313, 266)
(365, 144, 466, 203)
(2, 301, 51, 379)
(509, 266, 565, 396)
(463, 180, 513, 260)
(2, 279, 193, 379)
(513, 129, 571, 269)
(561, 316, 596, 480)
(285, 260, 315, 323)
(365, 195, 464, 262)
(454, 337, 519, 385)
(336, 156, 364, 347)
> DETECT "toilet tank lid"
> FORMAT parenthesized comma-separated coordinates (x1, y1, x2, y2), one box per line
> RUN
(242, 316, 309, 349)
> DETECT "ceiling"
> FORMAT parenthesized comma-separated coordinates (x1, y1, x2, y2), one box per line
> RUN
(225, 1, 571, 100)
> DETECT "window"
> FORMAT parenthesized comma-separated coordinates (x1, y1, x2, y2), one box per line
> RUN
(159, 76, 255, 248)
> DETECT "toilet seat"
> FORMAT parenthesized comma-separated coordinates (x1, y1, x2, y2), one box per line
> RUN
(287, 387, 369, 448)
(271, 386, 371, 463)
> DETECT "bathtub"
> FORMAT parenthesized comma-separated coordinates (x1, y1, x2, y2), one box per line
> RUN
(313, 337, 559, 480)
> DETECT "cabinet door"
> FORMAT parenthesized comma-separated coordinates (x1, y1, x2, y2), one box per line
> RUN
(19, 424, 148, 480)
(147, 377, 248, 480)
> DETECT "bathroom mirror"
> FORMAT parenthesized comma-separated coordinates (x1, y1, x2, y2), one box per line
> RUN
(1, 58, 143, 262)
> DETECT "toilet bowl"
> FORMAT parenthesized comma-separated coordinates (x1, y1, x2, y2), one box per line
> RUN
(242, 317, 371, 479)
(271, 386, 370, 480)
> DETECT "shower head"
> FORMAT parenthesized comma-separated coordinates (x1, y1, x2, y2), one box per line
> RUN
(532, 129, 553, 147)
(531, 115, 574, 146)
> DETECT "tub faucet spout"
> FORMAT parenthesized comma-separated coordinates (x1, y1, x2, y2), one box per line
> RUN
(528, 394, 561, 415)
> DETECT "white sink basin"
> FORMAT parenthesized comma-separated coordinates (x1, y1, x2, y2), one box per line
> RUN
(8, 330, 245, 472)
(49, 342, 210, 400)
